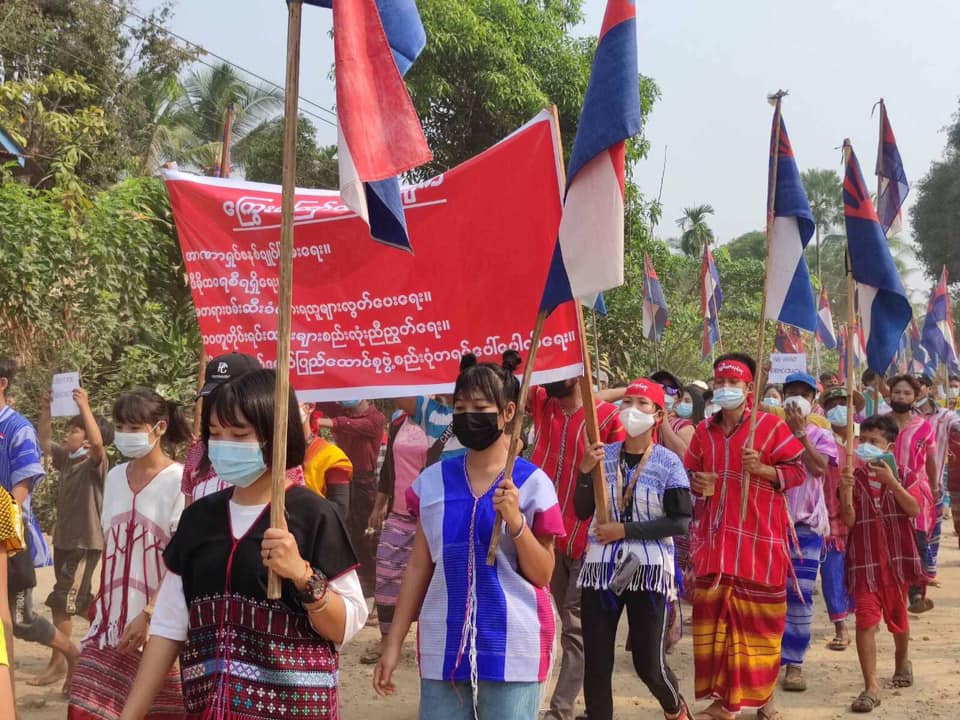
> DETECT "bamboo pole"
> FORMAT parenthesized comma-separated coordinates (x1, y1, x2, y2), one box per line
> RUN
(577, 304, 610, 525)
(192, 350, 207, 439)
(486, 311, 548, 565)
(742, 92, 786, 519)
(592, 308, 603, 392)
(267, 0, 303, 599)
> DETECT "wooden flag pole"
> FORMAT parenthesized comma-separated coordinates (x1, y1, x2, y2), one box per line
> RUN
(192, 105, 237, 438)
(591, 308, 603, 391)
(577, 305, 610, 525)
(488, 105, 609, 563)
(842, 140, 857, 469)
(742, 90, 786, 520)
(486, 311, 548, 565)
(267, 0, 303, 599)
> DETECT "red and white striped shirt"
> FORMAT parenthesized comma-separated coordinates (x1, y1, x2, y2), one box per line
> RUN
(530, 387, 625, 558)
(684, 410, 804, 587)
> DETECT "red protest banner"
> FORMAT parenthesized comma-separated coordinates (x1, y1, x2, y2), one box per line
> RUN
(165, 111, 584, 401)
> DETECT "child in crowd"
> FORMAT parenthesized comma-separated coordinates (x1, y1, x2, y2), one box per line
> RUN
(36, 386, 113, 690)
(122, 369, 365, 720)
(68, 388, 191, 720)
(840, 415, 923, 713)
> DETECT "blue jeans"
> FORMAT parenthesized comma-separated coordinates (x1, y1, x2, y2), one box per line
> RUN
(419, 679, 542, 720)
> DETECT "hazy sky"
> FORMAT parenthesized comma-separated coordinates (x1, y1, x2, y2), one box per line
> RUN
(141, 0, 960, 301)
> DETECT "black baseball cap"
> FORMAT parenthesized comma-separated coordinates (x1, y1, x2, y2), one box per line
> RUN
(198, 353, 262, 397)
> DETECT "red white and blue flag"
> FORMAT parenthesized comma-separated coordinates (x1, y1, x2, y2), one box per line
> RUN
(701, 243, 723, 360)
(843, 140, 912, 372)
(540, 0, 642, 312)
(642, 252, 668, 341)
(305, 0, 431, 251)
(921, 266, 959, 374)
(764, 106, 817, 331)
(875, 100, 909, 239)
(816, 287, 837, 350)
(908, 317, 933, 375)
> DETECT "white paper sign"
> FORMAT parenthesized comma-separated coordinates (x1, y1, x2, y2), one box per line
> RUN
(51, 372, 81, 417)
(768, 353, 808, 385)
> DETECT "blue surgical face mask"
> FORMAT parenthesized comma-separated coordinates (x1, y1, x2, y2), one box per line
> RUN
(855, 443, 886, 462)
(208, 440, 267, 488)
(340, 400, 361, 409)
(68, 447, 89, 460)
(764, 397, 781, 408)
(114, 425, 160, 459)
(664, 395, 676, 410)
(713, 387, 746, 410)
(675, 402, 693, 419)
(826, 405, 848, 428)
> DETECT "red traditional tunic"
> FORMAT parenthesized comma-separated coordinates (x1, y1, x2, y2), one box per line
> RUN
(684, 410, 805, 588)
(846, 463, 924, 594)
(529, 386, 625, 559)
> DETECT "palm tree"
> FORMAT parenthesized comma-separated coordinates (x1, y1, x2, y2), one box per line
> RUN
(176, 63, 283, 175)
(801, 169, 843, 280)
(674, 204, 715, 258)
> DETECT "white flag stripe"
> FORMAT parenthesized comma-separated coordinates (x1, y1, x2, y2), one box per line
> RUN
(763, 216, 804, 323)
(337, 126, 369, 226)
(557, 151, 625, 301)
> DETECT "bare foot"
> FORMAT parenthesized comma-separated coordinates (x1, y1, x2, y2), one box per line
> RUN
(27, 659, 67, 687)
(693, 701, 735, 720)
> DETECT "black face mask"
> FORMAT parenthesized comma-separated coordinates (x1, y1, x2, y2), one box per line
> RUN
(544, 380, 577, 399)
(452, 412, 503, 451)
(890, 400, 913, 414)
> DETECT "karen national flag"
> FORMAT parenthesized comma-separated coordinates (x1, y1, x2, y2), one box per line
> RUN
(306, 0, 431, 250)
(642, 252, 668, 341)
(843, 140, 912, 373)
(875, 99, 909, 239)
(764, 107, 817, 331)
(816, 287, 837, 350)
(540, 0, 642, 312)
(921, 266, 959, 374)
(701, 243, 723, 360)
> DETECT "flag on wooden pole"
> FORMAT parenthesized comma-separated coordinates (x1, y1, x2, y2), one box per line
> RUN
(642, 252, 668, 341)
(540, 0, 641, 312)
(305, 0, 431, 250)
(875, 99, 909, 238)
(764, 108, 817, 331)
(843, 139, 911, 372)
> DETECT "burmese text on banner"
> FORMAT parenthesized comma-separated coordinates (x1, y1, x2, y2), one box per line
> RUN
(165, 112, 582, 401)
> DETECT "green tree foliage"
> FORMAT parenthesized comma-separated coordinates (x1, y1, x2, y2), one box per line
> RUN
(673, 204, 715, 258)
(0, 0, 195, 185)
(0, 173, 199, 420)
(408, 0, 657, 175)
(801, 168, 843, 279)
(235, 116, 338, 188)
(912, 100, 960, 281)
(726, 230, 765, 262)
(173, 62, 283, 175)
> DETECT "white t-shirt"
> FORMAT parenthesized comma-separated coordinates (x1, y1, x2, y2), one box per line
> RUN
(151, 500, 366, 647)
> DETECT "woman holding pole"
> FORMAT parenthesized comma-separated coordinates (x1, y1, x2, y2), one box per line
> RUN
(119, 370, 367, 720)
(373, 352, 564, 719)
(574, 378, 692, 720)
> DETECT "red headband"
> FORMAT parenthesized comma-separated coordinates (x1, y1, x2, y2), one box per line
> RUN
(624, 378, 666, 409)
(714, 360, 753, 383)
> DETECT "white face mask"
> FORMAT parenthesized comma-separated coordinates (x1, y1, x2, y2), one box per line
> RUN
(114, 429, 159, 459)
(705, 403, 721, 416)
(949, 388, 960, 399)
(619, 407, 656, 437)
(783, 396, 812, 418)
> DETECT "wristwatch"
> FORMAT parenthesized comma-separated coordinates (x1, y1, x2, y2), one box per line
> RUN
(296, 566, 329, 606)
